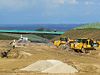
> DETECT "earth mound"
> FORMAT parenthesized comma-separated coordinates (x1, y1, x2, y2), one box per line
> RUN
(20, 60, 78, 73)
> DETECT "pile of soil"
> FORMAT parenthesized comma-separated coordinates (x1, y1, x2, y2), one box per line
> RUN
(20, 60, 78, 73)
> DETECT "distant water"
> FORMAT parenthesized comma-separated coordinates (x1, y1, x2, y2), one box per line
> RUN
(0, 24, 81, 31)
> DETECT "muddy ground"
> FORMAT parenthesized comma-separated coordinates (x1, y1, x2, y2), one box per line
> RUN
(0, 40, 100, 75)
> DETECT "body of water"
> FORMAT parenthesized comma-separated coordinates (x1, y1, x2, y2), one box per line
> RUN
(0, 24, 81, 31)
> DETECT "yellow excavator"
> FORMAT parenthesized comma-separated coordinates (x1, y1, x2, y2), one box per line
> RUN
(54, 37, 74, 49)
(70, 38, 96, 53)
(54, 37, 67, 47)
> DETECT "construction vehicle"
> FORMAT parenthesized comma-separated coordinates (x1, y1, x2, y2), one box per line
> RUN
(54, 37, 68, 48)
(93, 41, 99, 47)
(54, 37, 74, 49)
(97, 42, 100, 48)
(70, 38, 95, 53)
(95, 39, 100, 48)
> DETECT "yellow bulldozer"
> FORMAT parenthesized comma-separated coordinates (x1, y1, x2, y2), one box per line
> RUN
(70, 38, 96, 53)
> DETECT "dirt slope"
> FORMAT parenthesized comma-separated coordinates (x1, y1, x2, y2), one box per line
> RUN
(52, 29, 100, 41)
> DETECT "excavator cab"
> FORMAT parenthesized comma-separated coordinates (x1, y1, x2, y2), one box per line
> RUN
(60, 37, 68, 42)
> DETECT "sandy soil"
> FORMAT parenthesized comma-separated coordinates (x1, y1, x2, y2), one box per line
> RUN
(0, 40, 100, 75)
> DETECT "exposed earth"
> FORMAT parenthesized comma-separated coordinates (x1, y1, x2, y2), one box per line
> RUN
(0, 40, 100, 75)
(52, 29, 100, 41)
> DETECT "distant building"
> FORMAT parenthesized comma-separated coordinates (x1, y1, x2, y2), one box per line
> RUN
(18, 35, 29, 43)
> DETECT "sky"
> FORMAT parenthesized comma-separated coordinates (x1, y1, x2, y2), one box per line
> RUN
(0, 0, 100, 24)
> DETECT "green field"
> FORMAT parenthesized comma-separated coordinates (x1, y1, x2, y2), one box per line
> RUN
(0, 33, 50, 43)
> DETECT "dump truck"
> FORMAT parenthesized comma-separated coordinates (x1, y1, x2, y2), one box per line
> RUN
(70, 38, 96, 53)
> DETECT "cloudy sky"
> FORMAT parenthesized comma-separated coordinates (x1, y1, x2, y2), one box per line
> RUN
(0, 0, 100, 24)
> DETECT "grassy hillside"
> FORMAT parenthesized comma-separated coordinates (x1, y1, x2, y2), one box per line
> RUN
(0, 33, 49, 43)
(74, 23, 100, 29)
(52, 23, 100, 41)
(52, 29, 100, 41)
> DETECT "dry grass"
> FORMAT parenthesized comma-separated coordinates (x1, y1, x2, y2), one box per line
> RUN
(52, 29, 100, 41)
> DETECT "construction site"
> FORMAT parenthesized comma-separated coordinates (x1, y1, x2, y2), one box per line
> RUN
(1, 0, 100, 74)
(0, 28, 100, 75)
